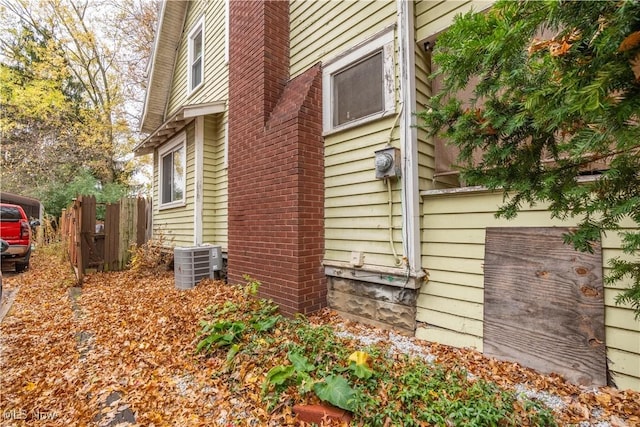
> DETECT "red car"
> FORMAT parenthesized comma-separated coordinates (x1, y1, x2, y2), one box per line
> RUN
(0, 203, 33, 272)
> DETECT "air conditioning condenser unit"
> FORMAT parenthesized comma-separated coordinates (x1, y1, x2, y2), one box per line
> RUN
(174, 245, 222, 289)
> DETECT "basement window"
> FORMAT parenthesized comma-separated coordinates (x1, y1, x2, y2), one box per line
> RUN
(188, 17, 205, 95)
(159, 133, 186, 209)
(322, 27, 395, 134)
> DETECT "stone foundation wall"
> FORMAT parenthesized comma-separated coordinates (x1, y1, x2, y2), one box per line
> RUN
(327, 276, 418, 335)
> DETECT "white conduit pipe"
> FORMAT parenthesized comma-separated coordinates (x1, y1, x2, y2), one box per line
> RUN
(385, 98, 404, 267)
(387, 177, 403, 267)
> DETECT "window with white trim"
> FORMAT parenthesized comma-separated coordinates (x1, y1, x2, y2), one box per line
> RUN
(158, 133, 186, 208)
(188, 17, 205, 94)
(322, 27, 395, 134)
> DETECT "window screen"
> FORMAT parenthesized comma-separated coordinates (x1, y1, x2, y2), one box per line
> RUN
(333, 51, 383, 127)
(191, 28, 203, 90)
(161, 146, 185, 205)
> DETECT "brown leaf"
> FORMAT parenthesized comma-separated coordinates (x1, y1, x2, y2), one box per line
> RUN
(619, 31, 640, 52)
(631, 53, 640, 81)
(610, 415, 629, 427)
(528, 38, 551, 55)
(550, 40, 572, 57)
(595, 392, 612, 406)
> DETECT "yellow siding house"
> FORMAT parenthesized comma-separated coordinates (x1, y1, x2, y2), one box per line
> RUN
(137, 0, 639, 391)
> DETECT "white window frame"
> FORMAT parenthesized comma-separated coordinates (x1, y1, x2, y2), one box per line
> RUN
(158, 132, 187, 210)
(188, 17, 205, 96)
(322, 26, 396, 134)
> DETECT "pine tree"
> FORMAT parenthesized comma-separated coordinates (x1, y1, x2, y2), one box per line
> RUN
(419, 0, 640, 317)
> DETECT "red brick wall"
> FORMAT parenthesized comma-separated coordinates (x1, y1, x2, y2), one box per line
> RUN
(227, 0, 326, 315)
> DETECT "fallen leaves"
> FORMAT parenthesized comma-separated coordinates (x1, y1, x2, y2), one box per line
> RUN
(0, 247, 93, 424)
(1, 246, 640, 426)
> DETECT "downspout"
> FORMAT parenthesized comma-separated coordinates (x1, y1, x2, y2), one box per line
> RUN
(397, 0, 422, 277)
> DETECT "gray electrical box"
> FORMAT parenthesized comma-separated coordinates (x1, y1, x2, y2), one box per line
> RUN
(374, 147, 401, 179)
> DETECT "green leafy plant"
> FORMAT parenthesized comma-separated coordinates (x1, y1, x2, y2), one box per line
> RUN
(348, 350, 373, 380)
(195, 320, 246, 354)
(313, 374, 358, 412)
(262, 351, 315, 395)
(196, 277, 557, 426)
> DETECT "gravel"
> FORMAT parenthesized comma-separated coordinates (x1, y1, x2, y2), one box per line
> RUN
(335, 326, 436, 364)
(514, 383, 567, 411)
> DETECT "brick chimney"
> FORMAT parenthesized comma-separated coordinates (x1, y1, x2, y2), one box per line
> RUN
(227, 0, 325, 314)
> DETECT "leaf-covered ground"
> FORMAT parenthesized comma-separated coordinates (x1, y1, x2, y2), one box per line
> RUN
(0, 246, 639, 426)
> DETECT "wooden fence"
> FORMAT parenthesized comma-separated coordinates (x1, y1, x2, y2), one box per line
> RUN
(60, 195, 151, 283)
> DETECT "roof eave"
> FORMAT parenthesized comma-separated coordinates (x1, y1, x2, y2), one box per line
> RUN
(139, 1, 189, 134)
(134, 101, 227, 156)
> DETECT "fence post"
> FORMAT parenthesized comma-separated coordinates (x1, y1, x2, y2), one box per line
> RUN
(136, 197, 146, 246)
(118, 197, 137, 269)
(104, 201, 120, 271)
(145, 198, 153, 242)
(75, 198, 84, 285)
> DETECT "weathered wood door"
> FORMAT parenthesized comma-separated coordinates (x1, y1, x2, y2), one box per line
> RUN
(483, 227, 606, 386)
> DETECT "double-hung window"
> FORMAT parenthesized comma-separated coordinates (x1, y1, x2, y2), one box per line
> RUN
(322, 27, 395, 134)
(188, 17, 205, 94)
(159, 133, 186, 208)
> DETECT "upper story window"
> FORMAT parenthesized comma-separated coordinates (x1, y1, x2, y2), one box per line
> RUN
(188, 17, 205, 94)
(322, 27, 395, 134)
(159, 133, 186, 209)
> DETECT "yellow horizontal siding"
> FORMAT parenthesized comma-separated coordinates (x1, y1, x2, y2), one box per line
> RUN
(325, 116, 394, 150)
(151, 124, 196, 248)
(325, 171, 384, 189)
(417, 309, 483, 336)
(167, 0, 228, 117)
(326, 216, 401, 230)
(606, 327, 640, 355)
(325, 181, 390, 199)
(427, 269, 484, 289)
(325, 191, 400, 209)
(423, 242, 485, 259)
(326, 239, 402, 256)
(423, 255, 483, 275)
(290, 0, 396, 78)
(416, 325, 483, 350)
(325, 227, 401, 241)
(415, 0, 494, 42)
(324, 109, 403, 266)
(415, 28, 435, 190)
(202, 114, 228, 251)
(420, 190, 640, 390)
(606, 306, 640, 332)
(613, 374, 640, 391)
(326, 204, 402, 219)
(607, 349, 640, 378)
(423, 228, 486, 243)
(422, 281, 483, 303)
(425, 211, 572, 229)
